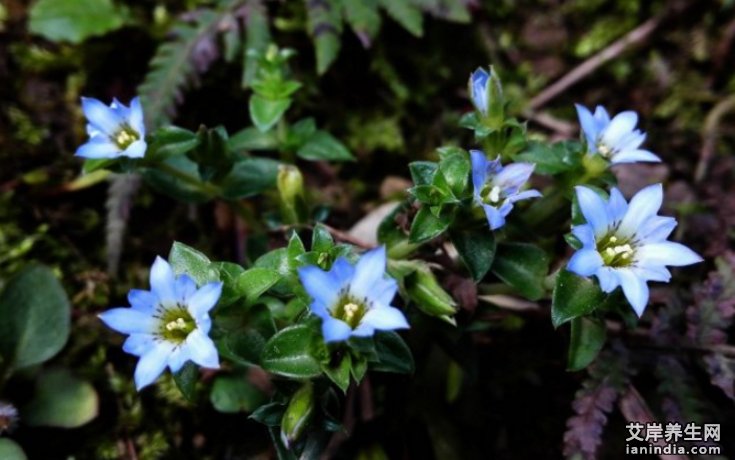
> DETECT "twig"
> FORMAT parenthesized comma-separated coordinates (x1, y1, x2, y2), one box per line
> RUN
(694, 94, 735, 183)
(618, 385, 689, 460)
(526, 16, 661, 111)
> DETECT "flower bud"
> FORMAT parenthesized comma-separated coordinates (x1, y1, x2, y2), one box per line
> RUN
(469, 66, 504, 128)
(280, 382, 315, 448)
(405, 268, 458, 318)
(277, 164, 307, 224)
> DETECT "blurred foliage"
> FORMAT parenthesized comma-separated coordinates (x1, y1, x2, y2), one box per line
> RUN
(0, 0, 734, 458)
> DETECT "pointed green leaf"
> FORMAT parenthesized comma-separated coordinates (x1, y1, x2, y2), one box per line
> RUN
(567, 317, 606, 371)
(551, 270, 607, 328)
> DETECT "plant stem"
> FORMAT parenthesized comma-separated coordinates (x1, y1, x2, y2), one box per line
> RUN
(152, 161, 222, 197)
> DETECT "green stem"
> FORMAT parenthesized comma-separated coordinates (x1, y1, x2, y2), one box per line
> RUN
(152, 161, 222, 197)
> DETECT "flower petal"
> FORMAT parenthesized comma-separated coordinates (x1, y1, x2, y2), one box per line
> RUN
(568, 249, 604, 276)
(187, 282, 222, 318)
(606, 188, 628, 224)
(328, 257, 354, 289)
(636, 216, 677, 243)
(611, 149, 661, 164)
(122, 333, 155, 356)
(372, 277, 398, 308)
(167, 345, 192, 373)
(175, 275, 197, 304)
(616, 269, 650, 317)
(470, 150, 488, 197)
(360, 306, 409, 331)
(75, 138, 120, 159)
(128, 97, 145, 135)
(575, 186, 610, 236)
(150, 256, 177, 304)
(493, 163, 535, 193)
(121, 139, 147, 158)
(349, 246, 388, 300)
(99, 308, 156, 334)
(602, 111, 638, 147)
(482, 204, 507, 230)
(298, 265, 339, 308)
(134, 341, 174, 390)
(618, 183, 663, 237)
(81, 97, 122, 135)
(636, 242, 703, 267)
(128, 289, 157, 313)
(575, 104, 598, 148)
(507, 189, 542, 204)
(633, 265, 671, 283)
(185, 329, 220, 369)
(321, 318, 353, 343)
(596, 267, 620, 293)
(572, 224, 596, 248)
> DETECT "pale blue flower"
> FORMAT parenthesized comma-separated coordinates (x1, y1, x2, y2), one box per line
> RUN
(76, 97, 147, 159)
(298, 246, 409, 343)
(470, 150, 541, 230)
(568, 184, 702, 316)
(574, 104, 660, 164)
(99, 257, 221, 390)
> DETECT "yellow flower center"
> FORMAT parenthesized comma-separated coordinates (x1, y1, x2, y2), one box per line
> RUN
(597, 234, 635, 267)
(112, 126, 140, 149)
(481, 185, 503, 204)
(159, 307, 195, 342)
(331, 297, 367, 329)
(597, 142, 613, 158)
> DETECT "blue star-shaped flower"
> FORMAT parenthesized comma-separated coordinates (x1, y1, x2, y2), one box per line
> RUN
(298, 246, 409, 343)
(568, 184, 702, 316)
(76, 97, 147, 159)
(470, 150, 541, 230)
(575, 104, 661, 164)
(99, 257, 221, 390)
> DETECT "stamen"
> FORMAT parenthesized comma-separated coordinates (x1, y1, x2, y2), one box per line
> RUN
(488, 186, 501, 203)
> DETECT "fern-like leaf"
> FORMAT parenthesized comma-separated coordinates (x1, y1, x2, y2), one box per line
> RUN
(563, 345, 630, 460)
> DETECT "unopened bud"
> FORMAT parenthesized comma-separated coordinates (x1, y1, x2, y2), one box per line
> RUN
(280, 382, 314, 448)
(405, 268, 458, 318)
(277, 164, 306, 224)
(468, 66, 505, 128)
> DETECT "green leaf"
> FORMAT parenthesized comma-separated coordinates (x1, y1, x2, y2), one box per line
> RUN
(350, 355, 368, 383)
(516, 141, 582, 175)
(0, 439, 27, 460)
(168, 242, 220, 286)
(311, 223, 335, 253)
(567, 317, 607, 371)
(220, 157, 280, 199)
(341, 0, 381, 46)
(249, 95, 291, 133)
(260, 324, 323, 378)
(28, 0, 127, 43)
(551, 270, 607, 328)
(173, 362, 199, 402)
(450, 228, 496, 281)
(228, 126, 279, 152)
(409, 206, 450, 243)
(491, 243, 549, 301)
(216, 304, 276, 366)
(297, 131, 354, 161)
(0, 265, 70, 370)
(409, 161, 437, 186)
(305, 0, 343, 74)
(236, 268, 282, 304)
(371, 331, 414, 374)
(322, 353, 352, 392)
(378, 0, 423, 36)
(210, 374, 266, 413)
(22, 369, 98, 428)
(437, 147, 470, 197)
(250, 402, 286, 426)
(82, 158, 116, 174)
(148, 126, 200, 161)
(410, 185, 451, 205)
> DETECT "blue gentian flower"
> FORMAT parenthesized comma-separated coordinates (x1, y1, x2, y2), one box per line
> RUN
(297, 246, 409, 343)
(574, 104, 660, 164)
(470, 150, 542, 230)
(99, 257, 222, 390)
(568, 184, 702, 316)
(76, 97, 147, 159)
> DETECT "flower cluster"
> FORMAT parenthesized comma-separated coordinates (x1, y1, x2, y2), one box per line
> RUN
(76, 97, 147, 159)
(99, 257, 221, 390)
(298, 246, 409, 343)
